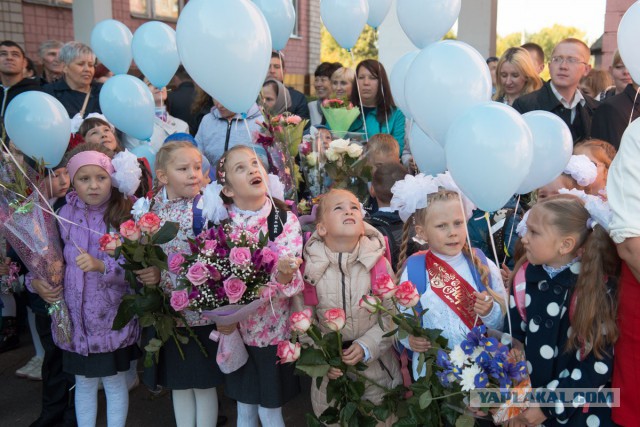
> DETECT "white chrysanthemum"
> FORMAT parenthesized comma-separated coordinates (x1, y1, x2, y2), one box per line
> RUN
(460, 364, 483, 392)
(450, 345, 470, 369)
(131, 197, 151, 221)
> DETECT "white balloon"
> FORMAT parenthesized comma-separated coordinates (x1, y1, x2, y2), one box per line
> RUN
(90, 19, 133, 75)
(367, 0, 393, 29)
(409, 124, 446, 176)
(176, 0, 272, 114)
(397, 0, 461, 48)
(132, 22, 180, 89)
(390, 50, 419, 119)
(617, 1, 640, 84)
(321, 0, 369, 50)
(517, 111, 574, 194)
(405, 40, 492, 146)
(446, 102, 533, 212)
(253, 0, 296, 52)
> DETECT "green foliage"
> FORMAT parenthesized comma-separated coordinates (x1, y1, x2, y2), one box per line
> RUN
(321, 25, 378, 68)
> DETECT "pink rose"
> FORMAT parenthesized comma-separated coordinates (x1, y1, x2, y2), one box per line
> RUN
(276, 341, 301, 364)
(186, 261, 209, 286)
(168, 253, 186, 274)
(223, 277, 247, 304)
(285, 115, 302, 125)
(372, 274, 397, 300)
(98, 233, 121, 256)
(119, 220, 141, 241)
(170, 289, 190, 312)
(359, 295, 381, 314)
(289, 308, 313, 333)
(323, 308, 346, 332)
(138, 212, 162, 235)
(299, 140, 311, 156)
(202, 240, 217, 253)
(395, 281, 421, 308)
(229, 247, 251, 267)
(260, 247, 278, 273)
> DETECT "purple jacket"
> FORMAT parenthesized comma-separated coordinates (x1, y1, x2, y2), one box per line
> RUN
(56, 192, 139, 356)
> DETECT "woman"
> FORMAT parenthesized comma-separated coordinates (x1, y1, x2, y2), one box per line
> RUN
(43, 41, 101, 119)
(493, 47, 542, 106)
(261, 78, 292, 116)
(308, 62, 342, 126)
(349, 60, 406, 153)
(602, 50, 634, 99)
(331, 67, 355, 101)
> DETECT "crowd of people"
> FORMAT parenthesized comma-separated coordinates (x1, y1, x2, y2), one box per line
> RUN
(0, 32, 639, 427)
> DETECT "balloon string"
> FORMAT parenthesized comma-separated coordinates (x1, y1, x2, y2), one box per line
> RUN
(630, 85, 640, 126)
(350, 50, 369, 141)
(373, 30, 390, 133)
(278, 51, 291, 114)
(408, 119, 416, 174)
(502, 194, 521, 266)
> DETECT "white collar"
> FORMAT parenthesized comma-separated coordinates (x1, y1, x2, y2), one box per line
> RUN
(230, 199, 271, 218)
(550, 81, 585, 109)
(377, 206, 395, 213)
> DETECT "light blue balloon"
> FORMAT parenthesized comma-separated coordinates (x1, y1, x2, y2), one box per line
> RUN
(445, 102, 533, 212)
(4, 92, 71, 167)
(132, 21, 180, 89)
(397, 0, 461, 48)
(405, 40, 492, 146)
(320, 0, 369, 50)
(517, 111, 574, 194)
(99, 75, 155, 141)
(90, 19, 133, 75)
(176, 0, 272, 115)
(367, 0, 392, 29)
(409, 124, 446, 176)
(389, 50, 419, 119)
(130, 144, 156, 179)
(253, 0, 296, 52)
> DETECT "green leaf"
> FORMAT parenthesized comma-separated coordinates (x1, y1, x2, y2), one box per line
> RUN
(133, 245, 146, 263)
(319, 407, 340, 424)
(397, 328, 409, 340)
(341, 402, 358, 423)
(382, 327, 399, 338)
(305, 413, 323, 427)
(418, 390, 432, 410)
(152, 221, 180, 245)
(112, 298, 136, 330)
(295, 363, 331, 378)
(139, 313, 155, 328)
(113, 245, 122, 260)
(455, 414, 475, 427)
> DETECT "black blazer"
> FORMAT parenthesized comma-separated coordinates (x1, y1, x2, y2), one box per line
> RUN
(591, 84, 640, 150)
(513, 81, 599, 143)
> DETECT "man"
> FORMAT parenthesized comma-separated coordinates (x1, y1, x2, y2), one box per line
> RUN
(513, 38, 598, 143)
(0, 40, 42, 125)
(38, 40, 63, 85)
(267, 51, 310, 121)
(486, 56, 498, 95)
(167, 65, 197, 135)
(521, 42, 546, 76)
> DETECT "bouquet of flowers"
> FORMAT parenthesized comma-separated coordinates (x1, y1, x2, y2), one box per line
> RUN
(298, 135, 326, 199)
(435, 325, 531, 424)
(320, 98, 361, 134)
(323, 139, 371, 202)
(0, 261, 21, 294)
(99, 213, 203, 367)
(171, 224, 280, 373)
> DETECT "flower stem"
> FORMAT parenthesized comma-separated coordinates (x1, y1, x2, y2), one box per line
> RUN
(351, 369, 392, 393)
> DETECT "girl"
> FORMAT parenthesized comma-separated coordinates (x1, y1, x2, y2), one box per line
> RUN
(573, 139, 617, 198)
(507, 194, 618, 426)
(49, 143, 139, 427)
(295, 188, 401, 425)
(140, 140, 223, 427)
(395, 181, 506, 378)
(214, 145, 304, 427)
(493, 47, 542, 106)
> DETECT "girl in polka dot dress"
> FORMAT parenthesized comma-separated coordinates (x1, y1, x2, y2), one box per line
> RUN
(507, 194, 618, 426)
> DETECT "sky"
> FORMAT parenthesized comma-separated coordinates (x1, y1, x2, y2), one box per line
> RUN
(496, 0, 607, 43)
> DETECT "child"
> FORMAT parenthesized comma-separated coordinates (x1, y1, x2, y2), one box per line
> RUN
(40, 143, 140, 427)
(573, 139, 616, 198)
(536, 154, 598, 201)
(209, 145, 303, 427)
(395, 181, 506, 378)
(507, 194, 618, 426)
(296, 189, 401, 425)
(139, 140, 223, 427)
(364, 134, 401, 216)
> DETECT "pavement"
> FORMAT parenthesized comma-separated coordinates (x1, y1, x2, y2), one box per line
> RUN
(0, 331, 314, 426)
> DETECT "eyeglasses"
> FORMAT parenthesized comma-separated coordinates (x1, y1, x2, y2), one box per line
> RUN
(550, 56, 588, 66)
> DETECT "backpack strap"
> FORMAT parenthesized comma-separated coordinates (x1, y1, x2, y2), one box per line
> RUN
(365, 217, 398, 264)
(192, 194, 205, 237)
(513, 261, 529, 322)
(267, 202, 288, 241)
(406, 252, 428, 313)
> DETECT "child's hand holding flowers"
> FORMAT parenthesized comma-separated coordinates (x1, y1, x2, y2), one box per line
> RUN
(473, 291, 493, 317)
(275, 256, 302, 284)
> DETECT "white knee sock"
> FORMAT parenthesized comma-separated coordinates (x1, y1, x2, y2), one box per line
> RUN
(75, 375, 100, 426)
(258, 406, 285, 427)
(173, 389, 196, 427)
(28, 308, 45, 358)
(236, 402, 259, 427)
(102, 372, 129, 427)
(0, 293, 16, 317)
(194, 388, 218, 427)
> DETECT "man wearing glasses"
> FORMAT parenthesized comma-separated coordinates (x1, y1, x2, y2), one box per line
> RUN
(513, 38, 599, 143)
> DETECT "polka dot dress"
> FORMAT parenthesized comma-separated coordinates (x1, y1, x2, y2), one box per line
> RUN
(506, 263, 614, 426)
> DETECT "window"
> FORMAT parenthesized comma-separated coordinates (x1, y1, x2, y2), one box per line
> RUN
(24, 0, 72, 7)
(130, 0, 182, 21)
(291, 0, 300, 37)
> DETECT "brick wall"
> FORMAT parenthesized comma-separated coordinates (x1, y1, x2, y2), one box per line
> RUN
(22, 2, 73, 61)
(602, 0, 635, 68)
(281, 0, 309, 94)
(0, 0, 25, 47)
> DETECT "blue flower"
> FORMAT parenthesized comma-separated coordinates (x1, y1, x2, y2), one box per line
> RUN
(450, 365, 463, 380)
(475, 351, 491, 369)
(465, 325, 487, 346)
(460, 339, 475, 355)
(436, 349, 452, 369)
(480, 337, 499, 352)
(474, 372, 489, 388)
(437, 370, 453, 388)
(509, 361, 528, 381)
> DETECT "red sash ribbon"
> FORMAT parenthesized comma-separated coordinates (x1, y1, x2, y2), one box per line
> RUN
(425, 251, 482, 330)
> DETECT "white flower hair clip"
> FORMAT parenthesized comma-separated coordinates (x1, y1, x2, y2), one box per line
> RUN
(434, 171, 477, 220)
(267, 173, 285, 201)
(131, 197, 151, 221)
(202, 181, 229, 225)
(516, 210, 530, 238)
(558, 188, 612, 232)
(563, 154, 598, 187)
(390, 173, 439, 222)
(111, 150, 141, 197)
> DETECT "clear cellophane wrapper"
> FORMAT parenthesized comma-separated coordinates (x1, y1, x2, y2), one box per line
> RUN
(0, 191, 72, 343)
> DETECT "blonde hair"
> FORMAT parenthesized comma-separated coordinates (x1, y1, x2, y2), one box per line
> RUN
(574, 139, 617, 169)
(316, 189, 359, 225)
(580, 69, 613, 97)
(367, 134, 400, 159)
(493, 47, 543, 101)
(331, 67, 356, 94)
(611, 50, 623, 68)
(553, 38, 591, 62)
(153, 141, 201, 194)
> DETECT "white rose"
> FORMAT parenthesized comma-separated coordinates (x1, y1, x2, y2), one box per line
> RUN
(325, 148, 340, 162)
(330, 138, 350, 154)
(306, 152, 318, 167)
(346, 143, 363, 158)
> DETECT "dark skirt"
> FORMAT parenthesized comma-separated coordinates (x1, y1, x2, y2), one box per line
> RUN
(224, 344, 300, 408)
(63, 344, 141, 378)
(142, 324, 223, 390)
